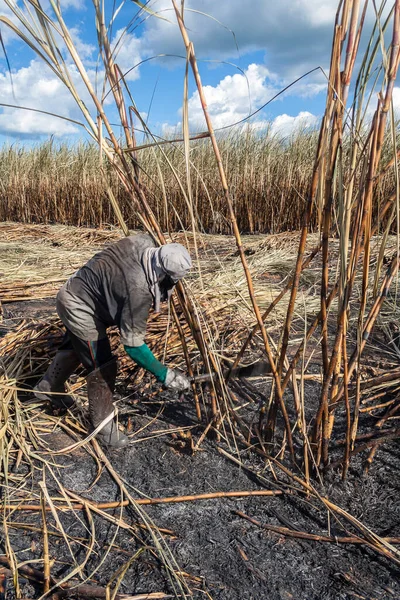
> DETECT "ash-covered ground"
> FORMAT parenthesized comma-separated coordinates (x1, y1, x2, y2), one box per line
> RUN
(1, 300, 400, 600)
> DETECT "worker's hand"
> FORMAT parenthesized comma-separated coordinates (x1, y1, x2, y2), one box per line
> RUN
(164, 368, 191, 392)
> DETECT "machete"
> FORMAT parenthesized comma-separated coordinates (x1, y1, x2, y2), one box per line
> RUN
(190, 360, 272, 384)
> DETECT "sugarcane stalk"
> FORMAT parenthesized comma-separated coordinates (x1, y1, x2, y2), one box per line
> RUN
(228, 242, 321, 377)
(171, 0, 295, 456)
(40, 487, 51, 595)
(235, 510, 400, 545)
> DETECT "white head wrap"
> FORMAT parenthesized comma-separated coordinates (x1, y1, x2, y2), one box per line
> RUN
(142, 243, 192, 313)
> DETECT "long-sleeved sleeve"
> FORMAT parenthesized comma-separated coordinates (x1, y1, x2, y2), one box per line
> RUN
(119, 293, 152, 347)
(124, 343, 168, 382)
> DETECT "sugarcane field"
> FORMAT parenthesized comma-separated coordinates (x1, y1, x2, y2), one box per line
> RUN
(0, 1, 400, 600)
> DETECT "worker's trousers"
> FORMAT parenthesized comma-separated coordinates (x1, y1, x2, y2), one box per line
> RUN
(58, 328, 113, 373)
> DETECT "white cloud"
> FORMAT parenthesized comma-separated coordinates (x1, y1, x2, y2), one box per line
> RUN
(59, 0, 85, 9)
(358, 86, 400, 125)
(0, 34, 146, 139)
(177, 63, 278, 131)
(134, 0, 395, 105)
(270, 111, 319, 137)
(111, 29, 144, 82)
(69, 26, 96, 61)
(36, 0, 86, 11)
(164, 62, 323, 134)
(392, 87, 400, 114)
(0, 18, 145, 137)
(0, 59, 93, 137)
(0, 109, 78, 136)
(136, 0, 338, 77)
(63, 27, 145, 81)
(291, 79, 327, 98)
(0, 0, 84, 47)
(0, 1, 25, 45)
(161, 122, 181, 137)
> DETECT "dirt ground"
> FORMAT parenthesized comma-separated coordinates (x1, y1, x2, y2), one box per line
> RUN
(1, 296, 400, 600)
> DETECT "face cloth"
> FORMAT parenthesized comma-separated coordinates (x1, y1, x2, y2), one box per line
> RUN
(142, 243, 192, 313)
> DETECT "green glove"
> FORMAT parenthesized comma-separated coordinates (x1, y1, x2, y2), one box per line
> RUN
(124, 343, 168, 383)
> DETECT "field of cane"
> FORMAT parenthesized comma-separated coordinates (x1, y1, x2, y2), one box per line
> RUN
(0, 129, 398, 234)
(1, 0, 400, 599)
(1, 222, 400, 600)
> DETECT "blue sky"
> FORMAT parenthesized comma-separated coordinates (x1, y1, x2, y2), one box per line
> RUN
(0, 0, 397, 144)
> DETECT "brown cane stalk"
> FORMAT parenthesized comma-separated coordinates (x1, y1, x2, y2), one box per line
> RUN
(2, 489, 281, 513)
(311, 1, 365, 464)
(276, 14, 341, 379)
(351, 0, 400, 446)
(281, 181, 397, 402)
(235, 510, 400, 545)
(350, 107, 380, 449)
(228, 242, 322, 377)
(0, 557, 169, 600)
(41, 488, 51, 595)
(265, 3, 357, 446)
(320, 27, 343, 377)
(332, 254, 400, 406)
(311, 125, 384, 457)
(342, 315, 351, 479)
(326, 4, 400, 421)
(171, 0, 294, 456)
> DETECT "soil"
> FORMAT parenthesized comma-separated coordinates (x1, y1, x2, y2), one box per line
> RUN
(1, 299, 400, 600)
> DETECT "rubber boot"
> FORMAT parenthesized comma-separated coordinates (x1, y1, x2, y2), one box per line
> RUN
(34, 350, 80, 409)
(87, 360, 128, 449)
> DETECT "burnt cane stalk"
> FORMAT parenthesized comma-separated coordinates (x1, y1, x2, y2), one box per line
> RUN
(171, 0, 296, 456)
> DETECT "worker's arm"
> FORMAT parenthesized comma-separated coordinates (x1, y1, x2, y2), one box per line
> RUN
(124, 344, 190, 391)
(120, 297, 171, 383)
(124, 343, 168, 382)
(121, 295, 189, 391)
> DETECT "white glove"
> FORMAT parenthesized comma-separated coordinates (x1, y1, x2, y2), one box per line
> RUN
(164, 368, 190, 392)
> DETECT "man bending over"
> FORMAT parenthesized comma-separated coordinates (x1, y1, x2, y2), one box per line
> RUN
(34, 234, 192, 448)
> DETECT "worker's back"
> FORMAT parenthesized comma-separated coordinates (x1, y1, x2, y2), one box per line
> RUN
(56, 234, 154, 346)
